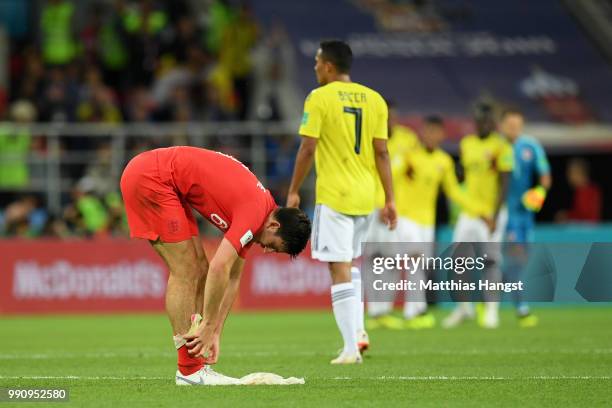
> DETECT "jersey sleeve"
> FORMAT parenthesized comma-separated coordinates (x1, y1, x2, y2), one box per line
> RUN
(441, 155, 487, 216)
(497, 140, 514, 172)
(224, 205, 262, 258)
(533, 141, 551, 176)
(298, 90, 324, 138)
(373, 94, 388, 140)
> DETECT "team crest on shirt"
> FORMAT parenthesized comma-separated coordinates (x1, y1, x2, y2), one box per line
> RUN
(522, 147, 533, 162)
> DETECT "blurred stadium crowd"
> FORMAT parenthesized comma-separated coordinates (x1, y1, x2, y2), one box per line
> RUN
(0, 0, 302, 238)
(6, 0, 271, 123)
(0, 0, 607, 239)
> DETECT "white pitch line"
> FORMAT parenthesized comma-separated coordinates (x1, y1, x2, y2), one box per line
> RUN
(0, 375, 610, 381)
(1, 349, 612, 360)
(332, 376, 612, 381)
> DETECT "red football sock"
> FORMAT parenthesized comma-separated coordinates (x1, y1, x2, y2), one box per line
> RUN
(177, 345, 204, 375)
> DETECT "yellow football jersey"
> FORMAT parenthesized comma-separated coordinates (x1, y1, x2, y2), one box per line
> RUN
(459, 133, 514, 217)
(396, 148, 485, 226)
(299, 81, 388, 215)
(374, 125, 420, 209)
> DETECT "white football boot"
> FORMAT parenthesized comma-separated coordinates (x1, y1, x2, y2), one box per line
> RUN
(175, 365, 239, 386)
(357, 330, 369, 353)
(330, 350, 363, 365)
(442, 302, 475, 329)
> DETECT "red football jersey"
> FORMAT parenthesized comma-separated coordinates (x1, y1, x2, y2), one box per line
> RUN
(157, 146, 277, 256)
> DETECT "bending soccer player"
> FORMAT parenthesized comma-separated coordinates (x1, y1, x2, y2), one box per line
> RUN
(367, 115, 488, 330)
(120, 146, 311, 385)
(287, 40, 397, 364)
(500, 108, 551, 327)
(442, 103, 514, 329)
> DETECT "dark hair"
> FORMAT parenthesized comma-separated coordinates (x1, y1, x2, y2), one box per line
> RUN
(274, 207, 311, 258)
(424, 114, 444, 126)
(473, 102, 495, 120)
(569, 158, 590, 176)
(501, 107, 524, 119)
(320, 40, 353, 73)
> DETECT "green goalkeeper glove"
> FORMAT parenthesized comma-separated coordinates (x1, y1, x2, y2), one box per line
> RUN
(522, 185, 547, 212)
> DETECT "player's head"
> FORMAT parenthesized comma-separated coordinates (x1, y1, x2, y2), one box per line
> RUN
(473, 102, 497, 138)
(422, 115, 445, 150)
(567, 158, 590, 188)
(315, 40, 353, 85)
(500, 108, 524, 142)
(258, 207, 311, 258)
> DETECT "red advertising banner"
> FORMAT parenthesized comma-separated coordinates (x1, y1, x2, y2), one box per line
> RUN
(239, 247, 331, 309)
(0, 239, 331, 314)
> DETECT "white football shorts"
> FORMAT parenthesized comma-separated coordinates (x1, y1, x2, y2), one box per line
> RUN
(311, 204, 374, 262)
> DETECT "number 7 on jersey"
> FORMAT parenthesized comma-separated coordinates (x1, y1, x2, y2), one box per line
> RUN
(344, 107, 363, 154)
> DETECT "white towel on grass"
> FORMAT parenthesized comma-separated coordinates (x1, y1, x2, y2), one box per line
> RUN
(207, 370, 305, 385)
(238, 372, 305, 385)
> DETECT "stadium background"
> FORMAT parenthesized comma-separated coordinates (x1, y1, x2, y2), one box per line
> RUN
(1, 0, 611, 313)
(0, 2, 611, 406)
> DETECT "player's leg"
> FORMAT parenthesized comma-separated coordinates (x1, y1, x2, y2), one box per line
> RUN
(403, 220, 435, 329)
(516, 224, 538, 327)
(311, 204, 360, 364)
(351, 211, 375, 351)
(442, 214, 483, 328)
(152, 239, 202, 334)
(400, 218, 427, 321)
(478, 208, 509, 329)
(504, 220, 538, 327)
(364, 209, 397, 329)
(329, 261, 360, 362)
(152, 238, 206, 375)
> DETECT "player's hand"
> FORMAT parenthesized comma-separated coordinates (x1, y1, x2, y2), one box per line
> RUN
(481, 216, 496, 234)
(522, 186, 546, 212)
(184, 324, 220, 364)
(380, 201, 398, 230)
(286, 192, 300, 208)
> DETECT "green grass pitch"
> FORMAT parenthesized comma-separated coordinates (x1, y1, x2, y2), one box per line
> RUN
(1, 307, 611, 407)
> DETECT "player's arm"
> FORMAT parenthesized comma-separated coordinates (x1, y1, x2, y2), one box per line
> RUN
(441, 158, 487, 216)
(202, 239, 238, 327)
(186, 238, 238, 362)
(287, 91, 323, 207)
(214, 256, 244, 336)
(495, 142, 514, 219)
(374, 96, 397, 229)
(287, 136, 317, 207)
(523, 142, 552, 212)
(495, 171, 510, 217)
(374, 138, 397, 229)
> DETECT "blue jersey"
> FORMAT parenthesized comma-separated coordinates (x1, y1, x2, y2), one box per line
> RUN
(506, 135, 550, 242)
